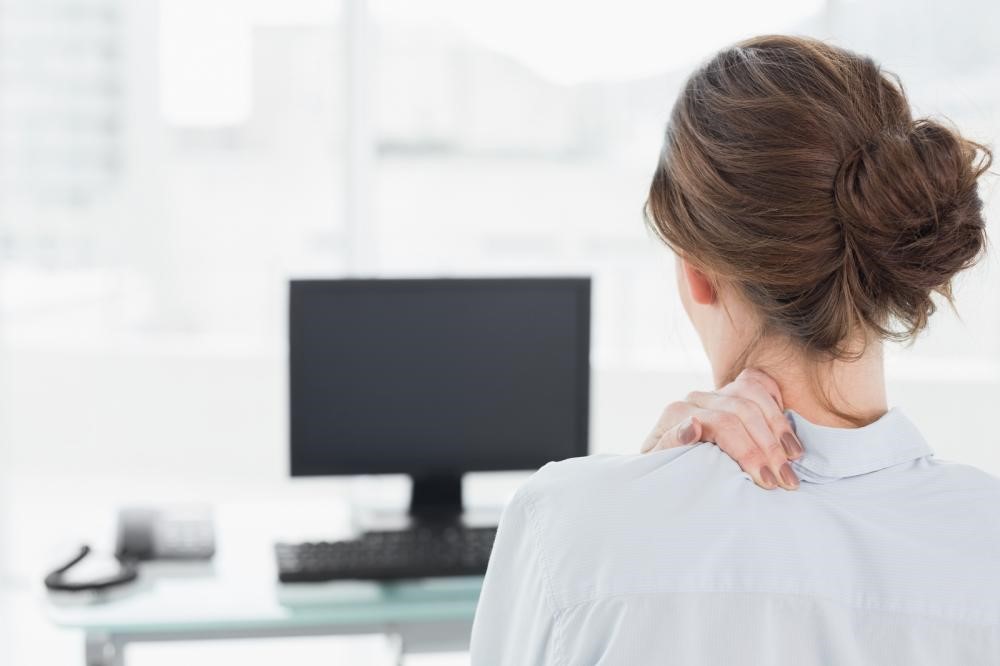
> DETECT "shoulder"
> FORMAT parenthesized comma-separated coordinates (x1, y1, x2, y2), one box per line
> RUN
(496, 444, 747, 607)
(505, 444, 710, 529)
(518, 443, 724, 499)
(918, 457, 1000, 521)
(925, 456, 1000, 488)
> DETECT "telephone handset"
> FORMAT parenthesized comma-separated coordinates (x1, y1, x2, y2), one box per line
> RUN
(45, 506, 215, 593)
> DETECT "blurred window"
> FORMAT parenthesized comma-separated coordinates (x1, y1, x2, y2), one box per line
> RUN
(0, 0, 996, 372)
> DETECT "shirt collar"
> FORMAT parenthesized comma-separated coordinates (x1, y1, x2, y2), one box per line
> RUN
(786, 407, 933, 483)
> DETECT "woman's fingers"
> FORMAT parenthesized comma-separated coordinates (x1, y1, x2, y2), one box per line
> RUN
(722, 369, 803, 460)
(686, 400, 794, 489)
(654, 416, 703, 451)
(643, 402, 787, 490)
(685, 391, 776, 460)
(694, 407, 782, 489)
(642, 368, 804, 490)
(640, 403, 701, 453)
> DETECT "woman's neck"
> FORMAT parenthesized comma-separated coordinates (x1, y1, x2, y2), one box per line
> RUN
(744, 340, 888, 428)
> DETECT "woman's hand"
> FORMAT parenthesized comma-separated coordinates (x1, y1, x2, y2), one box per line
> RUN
(640, 368, 803, 490)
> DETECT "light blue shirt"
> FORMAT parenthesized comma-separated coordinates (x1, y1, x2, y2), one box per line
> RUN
(470, 408, 1000, 665)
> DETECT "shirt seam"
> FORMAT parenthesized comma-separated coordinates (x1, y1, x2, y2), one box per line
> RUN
(520, 488, 566, 665)
(553, 586, 1000, 629)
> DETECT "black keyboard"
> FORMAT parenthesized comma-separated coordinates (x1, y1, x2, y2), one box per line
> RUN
(275, 525, 498, 583)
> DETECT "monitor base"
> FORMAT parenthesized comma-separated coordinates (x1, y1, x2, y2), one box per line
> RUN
(352, 505, 503, 533)
(349, 473, 504, 532)
(409, 474, 464, 524)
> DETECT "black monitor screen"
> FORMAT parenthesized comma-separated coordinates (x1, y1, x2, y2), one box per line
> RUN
(289, 278, 590, 476)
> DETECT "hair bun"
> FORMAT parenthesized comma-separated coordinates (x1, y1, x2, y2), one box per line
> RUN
(831, 117, 991, 339)
(646, 35, 994, 364)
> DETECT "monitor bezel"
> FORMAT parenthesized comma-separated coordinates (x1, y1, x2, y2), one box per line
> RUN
(288, 276, 591, 478)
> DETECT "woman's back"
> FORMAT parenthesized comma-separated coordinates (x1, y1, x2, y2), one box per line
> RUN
(470, 409, 1000, 664)
(471, 34, 997, 665)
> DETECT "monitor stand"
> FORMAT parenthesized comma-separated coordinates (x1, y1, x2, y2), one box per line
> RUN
(409, 474, 463, 525)
(352, 473, 502, 533)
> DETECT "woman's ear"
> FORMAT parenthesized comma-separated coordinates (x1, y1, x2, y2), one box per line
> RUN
(682, 259, 717, 305)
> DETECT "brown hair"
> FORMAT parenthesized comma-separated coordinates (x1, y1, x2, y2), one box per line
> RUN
(645, 35, 993, 392)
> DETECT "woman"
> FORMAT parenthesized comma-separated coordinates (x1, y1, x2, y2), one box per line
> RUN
(470, 35, 999, 664)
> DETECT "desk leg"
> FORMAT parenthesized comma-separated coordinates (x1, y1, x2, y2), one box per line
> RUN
(388, 632, 404, 666)
(85, 633, 124, 666)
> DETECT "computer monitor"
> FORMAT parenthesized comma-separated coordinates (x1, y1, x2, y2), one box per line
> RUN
(289, 277, 590, 522)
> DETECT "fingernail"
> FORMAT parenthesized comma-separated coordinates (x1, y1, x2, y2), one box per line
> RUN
(781, 431, 804, 458)
(759, 466, 778, 489)
(678, 419, 697, 444)
(779, 462, 800, 489)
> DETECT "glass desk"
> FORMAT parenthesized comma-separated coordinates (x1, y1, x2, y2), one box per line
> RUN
(47, 569, 483, 666)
